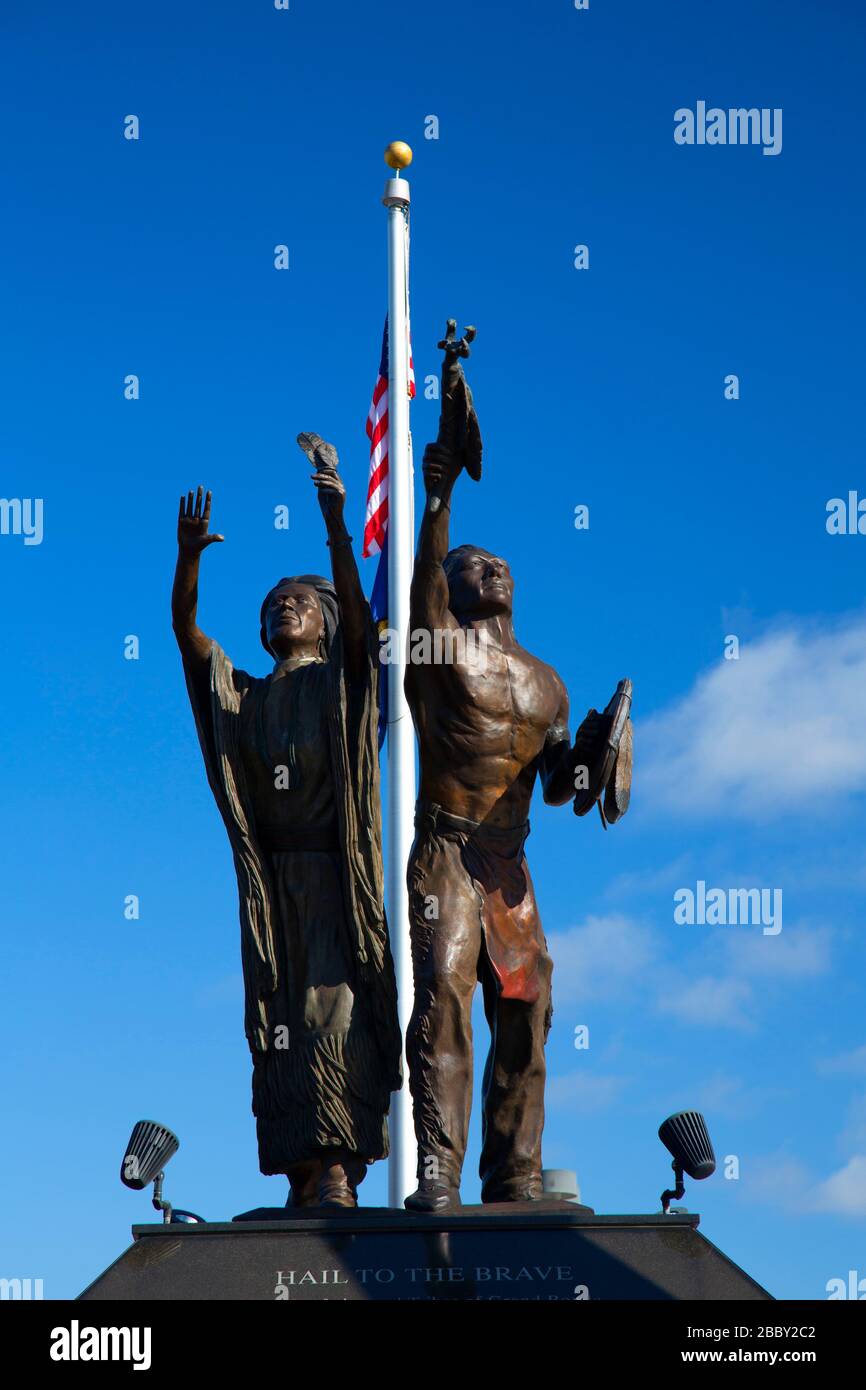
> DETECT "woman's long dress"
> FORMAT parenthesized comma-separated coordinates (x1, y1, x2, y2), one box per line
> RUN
(235, 657, 390, 1170)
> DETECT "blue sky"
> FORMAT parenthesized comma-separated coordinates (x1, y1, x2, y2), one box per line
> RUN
(2, 0, 865, 1300)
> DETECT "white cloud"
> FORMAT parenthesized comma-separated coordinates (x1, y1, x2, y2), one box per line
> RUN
(839, 1092, 866, 1150)
(547, 914, 656, 1004)
(817, 1044, 866, 1077)
(640, 617, 866, 819)
(738, 1151, 866, 1220)
(689, 1072, 787, 1120)
(721, 923, 833, 980)
(549, 913, 833, 1035)
(545, 1072, 626, 1112)
(650, 924, 830, 1032)
(814, 1156, 866, 1217)
(656, 974, 754, 1030)
(605, 856, 694, 903)
(739, 1154, 812, 1212)
(691, 1073, 747, 1117)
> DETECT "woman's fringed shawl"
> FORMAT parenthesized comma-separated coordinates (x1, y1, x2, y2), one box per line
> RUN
(184, 607, 402, 1095)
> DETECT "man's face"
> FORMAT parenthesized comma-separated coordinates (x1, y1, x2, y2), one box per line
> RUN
(447, 549, 514, 620)
(265, 583, 325, 659)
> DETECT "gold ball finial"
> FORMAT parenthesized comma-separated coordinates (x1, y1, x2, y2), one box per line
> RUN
(384, 141, 413, 171)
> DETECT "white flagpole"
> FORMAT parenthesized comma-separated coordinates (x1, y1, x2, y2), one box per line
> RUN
(383, 144, 417, 1207)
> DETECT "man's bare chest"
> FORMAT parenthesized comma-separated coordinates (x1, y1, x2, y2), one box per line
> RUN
(445, 643, 561, 735)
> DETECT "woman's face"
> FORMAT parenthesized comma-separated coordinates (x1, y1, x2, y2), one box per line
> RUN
(264, 582, 325, 660)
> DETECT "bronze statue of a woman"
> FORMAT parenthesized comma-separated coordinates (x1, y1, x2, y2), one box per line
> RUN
(171, 434, 400, 1208)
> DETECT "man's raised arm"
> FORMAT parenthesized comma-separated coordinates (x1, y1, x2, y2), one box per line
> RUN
(409, 442, 463, 633)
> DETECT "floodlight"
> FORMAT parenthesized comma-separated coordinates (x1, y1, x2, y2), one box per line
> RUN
(658, 1110, 716, 1213)
(120, 1119, 204, 1224)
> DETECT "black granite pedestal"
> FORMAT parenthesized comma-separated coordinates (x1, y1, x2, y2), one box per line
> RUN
(78, 1202, 772, 1301)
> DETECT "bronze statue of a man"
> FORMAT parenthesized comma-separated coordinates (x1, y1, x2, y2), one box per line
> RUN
(172, 435, 401, 1209)
(404, 335, 626, 1211)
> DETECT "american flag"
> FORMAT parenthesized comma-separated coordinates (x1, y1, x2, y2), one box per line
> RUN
(364, 316, 414, 747)
(363, 317, 415, 559)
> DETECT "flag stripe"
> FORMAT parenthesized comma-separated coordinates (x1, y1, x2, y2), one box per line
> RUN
(362, 318, 414, 561)
(364, 315, 413, 749)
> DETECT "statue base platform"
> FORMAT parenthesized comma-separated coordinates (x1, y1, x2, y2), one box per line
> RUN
(78, 1201, 772, 1300)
